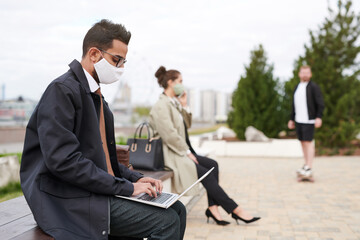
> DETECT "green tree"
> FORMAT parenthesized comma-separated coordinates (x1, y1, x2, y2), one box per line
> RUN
(134, 106, 151, 117)
(228, 45, 285, 139)
(285, 0, 360, 148)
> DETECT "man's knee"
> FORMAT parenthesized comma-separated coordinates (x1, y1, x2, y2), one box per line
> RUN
(162, 209, 179, 226)
(172, 201, 187, 223)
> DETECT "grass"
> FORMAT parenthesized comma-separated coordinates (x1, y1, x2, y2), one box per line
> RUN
(0, 152, 22, 163)
(0, 182, 23, 203)
(116, 136, 129, 145)
(0, 153, 23, 202)
(188, 124, 227, 136)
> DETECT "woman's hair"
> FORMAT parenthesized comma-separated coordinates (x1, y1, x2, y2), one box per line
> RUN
(155, 66, 180, 89)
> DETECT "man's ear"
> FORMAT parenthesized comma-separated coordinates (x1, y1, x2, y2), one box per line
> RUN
(88, 47, 101, 64)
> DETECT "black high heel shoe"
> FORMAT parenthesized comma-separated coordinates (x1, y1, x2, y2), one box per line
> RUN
(205, 209, 230, 225)
(231, 213, 261, 224)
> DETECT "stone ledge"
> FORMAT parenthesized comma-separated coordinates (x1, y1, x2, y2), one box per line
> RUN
(200, 139, 304, 158)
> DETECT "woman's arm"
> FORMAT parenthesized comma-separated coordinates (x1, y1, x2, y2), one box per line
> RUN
(150, 103, 189, 156)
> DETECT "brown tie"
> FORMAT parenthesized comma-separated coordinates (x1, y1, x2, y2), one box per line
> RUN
(95, 88, 114, 176)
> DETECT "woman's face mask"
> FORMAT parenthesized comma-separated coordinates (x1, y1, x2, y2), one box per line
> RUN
(173, 83, 185, 97)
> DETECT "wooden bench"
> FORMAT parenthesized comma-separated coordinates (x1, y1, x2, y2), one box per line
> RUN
(0, 169, 173, 240)
(0, 144, 183, 240)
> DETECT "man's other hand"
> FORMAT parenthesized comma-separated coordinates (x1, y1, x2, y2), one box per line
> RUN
(288, 120, 295, 129)
(315, 118, 322, 128)
(133, 177, 163, 197)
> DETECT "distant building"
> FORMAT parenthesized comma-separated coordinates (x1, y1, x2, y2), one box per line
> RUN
(185, 89, 232, 124)
(215, 92, 229, 123)
(1, 84, 5, 101)
(0, 96, 37, 126)
(186, 88, 201, 121)
(111, 82, 132, 127)
(201, 90, 216, 123)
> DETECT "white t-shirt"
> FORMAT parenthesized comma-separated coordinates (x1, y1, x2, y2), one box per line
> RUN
(294, 82, 315, 124)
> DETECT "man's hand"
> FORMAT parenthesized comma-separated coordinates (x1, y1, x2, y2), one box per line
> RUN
(132, 177, 163, 197)
(187, 152, 199, 164)
(132, 182, 157, 197)
(288, 120, 295, 129)
(178, 91, 187, 107)
(315, 118, 322, 128)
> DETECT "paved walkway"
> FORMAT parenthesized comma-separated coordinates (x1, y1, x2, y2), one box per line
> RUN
(184, 156, 360, 240)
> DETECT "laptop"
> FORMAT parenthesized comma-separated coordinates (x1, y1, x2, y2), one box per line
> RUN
(116, 167, 214, 209)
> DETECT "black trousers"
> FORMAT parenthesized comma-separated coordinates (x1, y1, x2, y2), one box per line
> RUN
(109, 197, 186, 240)
(195, 154, 238, 213)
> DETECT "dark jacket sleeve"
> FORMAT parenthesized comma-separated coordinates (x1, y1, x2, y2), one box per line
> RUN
(37, 82, 134, 196)
(313, 83, 325, 119)
(116, 163, 143, 182)
(290, 84, 298, 121)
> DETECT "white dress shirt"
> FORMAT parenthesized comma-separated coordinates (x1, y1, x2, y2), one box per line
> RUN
(83, 68, 99, 93)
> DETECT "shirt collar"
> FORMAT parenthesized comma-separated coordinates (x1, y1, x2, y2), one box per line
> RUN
(82, 68, 99, 93)
(167, 95, 182, 111)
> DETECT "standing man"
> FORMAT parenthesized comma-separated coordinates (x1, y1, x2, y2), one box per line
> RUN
(288, 65, 325, 179)
(20, 19, 186, 240)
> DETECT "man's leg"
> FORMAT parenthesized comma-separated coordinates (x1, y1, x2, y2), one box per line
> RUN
(302, 141, 314, 168)
(109, 197, 186, 240)
(300, 141, 308, 166)
(169, 200, 187, 239)
(297, 123, 315, 169)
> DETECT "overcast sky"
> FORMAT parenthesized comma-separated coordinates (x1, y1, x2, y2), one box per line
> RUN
(0, 0, 359, 105)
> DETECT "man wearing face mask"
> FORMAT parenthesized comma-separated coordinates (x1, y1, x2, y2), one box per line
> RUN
(20, 19, 187, 240)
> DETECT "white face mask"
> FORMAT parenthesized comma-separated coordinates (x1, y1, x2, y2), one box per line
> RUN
(94, 58, 124, 84)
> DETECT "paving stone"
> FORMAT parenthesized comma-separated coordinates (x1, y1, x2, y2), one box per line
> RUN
(184, 156, 360, 240)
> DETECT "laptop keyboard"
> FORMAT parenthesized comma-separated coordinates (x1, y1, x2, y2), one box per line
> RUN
(138, 192, 173, 204)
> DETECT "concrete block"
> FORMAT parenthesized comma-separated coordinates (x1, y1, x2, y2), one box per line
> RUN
(0, 156, 20, 187)
(201, 139, 303, 158)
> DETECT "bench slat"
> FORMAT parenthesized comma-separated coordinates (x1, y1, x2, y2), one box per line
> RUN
(10, 226, 54, 240)
(0, 214, 38, 239)
(0, 196, 31, 226)
(135, 170, 174, 182)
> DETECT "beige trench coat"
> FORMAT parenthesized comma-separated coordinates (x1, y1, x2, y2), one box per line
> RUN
(149, 94, 198, 195)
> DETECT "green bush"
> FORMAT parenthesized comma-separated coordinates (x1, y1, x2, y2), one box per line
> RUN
(228, 45, 286, 139)
(0, 152, 22, 163)
(0, 182, 23, 203)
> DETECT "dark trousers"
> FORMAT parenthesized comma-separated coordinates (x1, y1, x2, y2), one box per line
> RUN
(109, 197, 186, 240)
(195, 154, 238, 213)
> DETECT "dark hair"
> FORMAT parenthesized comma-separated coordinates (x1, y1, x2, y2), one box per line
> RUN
(155, 66, 181, 89)
(82, 19, 131, 58)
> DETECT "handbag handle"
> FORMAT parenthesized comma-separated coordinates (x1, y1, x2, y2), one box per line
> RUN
(139, 122, 155, 140)
(132, 122, 146, 143)
(132, 122, 155, 141)
(139, 122, 151, 139)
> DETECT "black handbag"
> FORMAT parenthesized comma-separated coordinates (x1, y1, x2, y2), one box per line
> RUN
(127, 122, 164, 171)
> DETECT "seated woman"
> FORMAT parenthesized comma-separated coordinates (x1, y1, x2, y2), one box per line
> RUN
(149, 66, 260, 225)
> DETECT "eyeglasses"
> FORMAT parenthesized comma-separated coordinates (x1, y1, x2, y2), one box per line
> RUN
(97, 48, 127, 68)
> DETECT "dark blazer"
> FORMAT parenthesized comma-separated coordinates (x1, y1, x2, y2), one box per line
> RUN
(291, 80, 325, 121)
(20, 60, 143, 240)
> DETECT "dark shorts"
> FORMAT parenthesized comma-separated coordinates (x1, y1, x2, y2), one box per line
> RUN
(295, 122, 315, 141)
